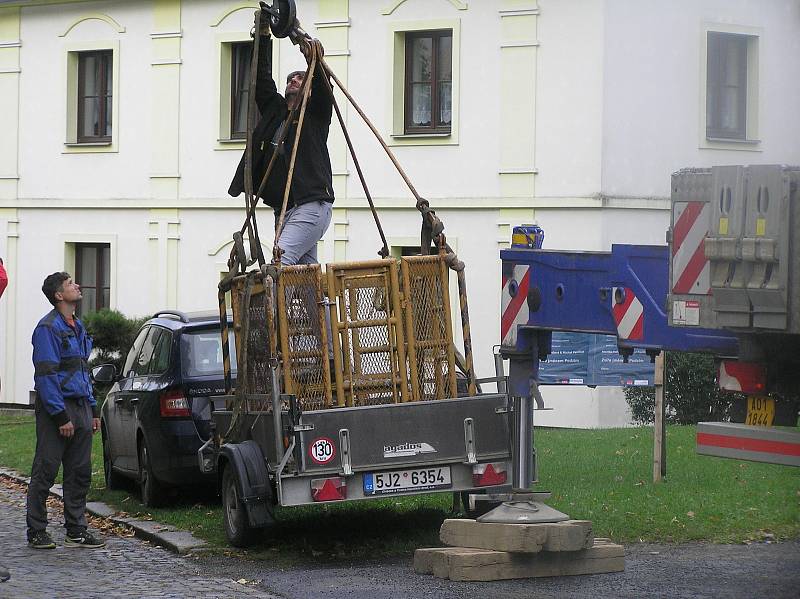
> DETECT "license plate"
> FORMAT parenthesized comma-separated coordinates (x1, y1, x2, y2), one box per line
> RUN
(745, 396, 775, 427)
(363, 466, 452, 496)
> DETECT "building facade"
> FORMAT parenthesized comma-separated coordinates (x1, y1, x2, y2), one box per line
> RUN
(1, 0, 798, 426)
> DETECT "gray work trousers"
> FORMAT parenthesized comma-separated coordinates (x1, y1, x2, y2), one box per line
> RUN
(278, 199, 335, 355)
(278, 200, 333, 266)
(26, 396, 92, 539)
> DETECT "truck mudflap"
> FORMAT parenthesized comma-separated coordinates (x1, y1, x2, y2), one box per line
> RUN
(218, 440, 274, 527)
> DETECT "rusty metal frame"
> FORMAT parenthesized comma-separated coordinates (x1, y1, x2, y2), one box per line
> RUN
(277, 264, 333, 410)
(401, 254, 457, 401)
(326, 259, 409, 407)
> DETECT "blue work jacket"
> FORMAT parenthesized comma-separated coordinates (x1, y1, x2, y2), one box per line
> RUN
(32, 310, 96, 426)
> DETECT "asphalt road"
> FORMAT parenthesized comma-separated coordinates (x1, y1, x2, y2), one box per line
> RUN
(1, 479, 798, 599)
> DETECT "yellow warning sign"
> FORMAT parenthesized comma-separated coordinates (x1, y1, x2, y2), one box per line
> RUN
(718, 217, 729, 235)
(756, 217, 766, 236)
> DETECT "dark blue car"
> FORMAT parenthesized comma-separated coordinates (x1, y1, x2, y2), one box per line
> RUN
(98, 310, 235, 506)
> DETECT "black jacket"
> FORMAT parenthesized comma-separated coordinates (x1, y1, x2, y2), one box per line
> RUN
(228, 35, 334, 213)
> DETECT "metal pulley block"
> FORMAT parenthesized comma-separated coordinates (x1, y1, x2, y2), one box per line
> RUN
(260, 0, 297, 39)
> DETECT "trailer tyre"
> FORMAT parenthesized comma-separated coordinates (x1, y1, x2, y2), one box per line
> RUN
(222, 465, 261, 547)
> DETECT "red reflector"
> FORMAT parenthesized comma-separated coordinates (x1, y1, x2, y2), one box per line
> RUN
(718, 361, 766, 394)
(310, 477, 347, 502)
(472, 462, 507, 487)
(159, 389, 190, 417)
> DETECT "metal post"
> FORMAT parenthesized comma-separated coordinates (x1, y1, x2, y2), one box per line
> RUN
(493, 349, 507, 395)
(653, 351, 665, 483)
(512, 393, 534, 490)
(271, 363, 284, 466)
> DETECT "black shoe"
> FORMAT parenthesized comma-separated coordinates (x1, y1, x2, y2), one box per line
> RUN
(64, 530, 106, 548)
(28, 530, 56, 549)
(0, 564, 9, 582)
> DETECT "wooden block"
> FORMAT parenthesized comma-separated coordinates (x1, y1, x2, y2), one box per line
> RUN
(439, 518, 593, 553)
(420, 540, 625, 582)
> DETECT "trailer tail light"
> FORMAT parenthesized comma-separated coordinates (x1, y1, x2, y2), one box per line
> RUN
(310, 477, 347, 502)
(159, 389, 191, 418)
(718, 361, 766, 394)
(472, 462, 507, 487)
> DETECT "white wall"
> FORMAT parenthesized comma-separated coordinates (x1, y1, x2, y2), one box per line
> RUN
(3, 0, 798, 430)
(601, 0, 800, 198)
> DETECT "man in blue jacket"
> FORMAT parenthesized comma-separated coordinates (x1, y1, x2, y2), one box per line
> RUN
(26, 272, 105, 549)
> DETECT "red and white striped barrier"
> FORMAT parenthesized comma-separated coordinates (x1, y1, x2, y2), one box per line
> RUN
(611, 287, 643, 340)
(501, 264, 531, 347)
(672, 201, 710, 295)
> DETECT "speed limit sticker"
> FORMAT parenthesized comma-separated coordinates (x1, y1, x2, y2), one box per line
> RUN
(309, 437, 336, 464)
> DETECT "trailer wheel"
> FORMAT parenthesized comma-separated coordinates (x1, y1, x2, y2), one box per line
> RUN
(222, 465, 261, 547)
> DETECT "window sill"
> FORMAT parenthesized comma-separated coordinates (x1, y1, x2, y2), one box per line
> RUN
(214, 138, 246, 151)
(388, 131, 458, 147)
(65, 141, 112, 147)
(391, 132, 451, 139)
(62, 141, 118, 154)
(706, 137, 761, 144)
(700, 136, 762, 152)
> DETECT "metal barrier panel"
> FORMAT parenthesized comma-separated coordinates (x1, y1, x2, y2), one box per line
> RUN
(744, 165, 800, 331)
(327, 259, 409, 407)
(667, 167, 717, 329)
(277, 265, 332, 411)
(230, 274, 275, 412)
(401, 255, 458, 401)
(708, 166, 751, 327)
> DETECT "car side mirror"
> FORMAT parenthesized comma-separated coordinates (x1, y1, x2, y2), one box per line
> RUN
(91, 363, 117, 384)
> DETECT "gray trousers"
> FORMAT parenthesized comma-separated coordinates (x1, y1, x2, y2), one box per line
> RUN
(26, 396, 92, 538)
(278, 200, 333, 266)
(278, 200, 335, 355)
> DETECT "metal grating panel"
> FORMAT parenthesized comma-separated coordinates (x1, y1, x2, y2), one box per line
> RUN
(401, 255, 457, 401)
(231, 274, 275, 412)
(278, 265, 332, 411)
(328, 260, 409, 407)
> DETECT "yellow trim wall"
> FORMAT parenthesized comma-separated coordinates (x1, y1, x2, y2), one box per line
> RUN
(499, 1, 538, 198)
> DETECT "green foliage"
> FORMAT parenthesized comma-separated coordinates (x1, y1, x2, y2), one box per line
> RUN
(2, 414, 797, 556)
(82, 309, 147, 397)
(83, 309, 147, 369)
(624, 352, 738, 425)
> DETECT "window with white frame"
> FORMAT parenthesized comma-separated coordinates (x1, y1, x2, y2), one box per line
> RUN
(404, 30, 452, 134)
(75, 243, 110, 317)
(230, 41, 253, 140)
(389, 20, 460, 146)
(65, 42, 119, 151)
(76, 50, 113, 143)
(706, 31, 758, 141)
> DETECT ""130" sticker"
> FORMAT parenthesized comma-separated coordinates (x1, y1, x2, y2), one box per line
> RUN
(309, 437, 336, 464)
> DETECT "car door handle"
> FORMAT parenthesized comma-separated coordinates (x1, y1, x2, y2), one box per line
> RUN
(114, 397, 125, 404)
(129, 398, 139, 405)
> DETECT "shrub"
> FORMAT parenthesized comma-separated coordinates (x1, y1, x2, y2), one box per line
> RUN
(624, 352, 737, 425)
(83, 309, 147, 395)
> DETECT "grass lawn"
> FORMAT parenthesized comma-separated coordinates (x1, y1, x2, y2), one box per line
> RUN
(1, 411, 798, 563)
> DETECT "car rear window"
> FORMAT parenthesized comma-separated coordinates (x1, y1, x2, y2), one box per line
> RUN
(180, 328, 237, 378)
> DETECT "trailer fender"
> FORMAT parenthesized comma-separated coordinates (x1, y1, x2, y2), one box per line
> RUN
(218, 440, 274, 528)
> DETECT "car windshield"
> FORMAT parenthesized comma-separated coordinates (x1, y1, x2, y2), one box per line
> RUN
(180, 328, 237, 378)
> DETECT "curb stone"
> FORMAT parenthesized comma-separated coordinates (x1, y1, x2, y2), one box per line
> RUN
(0, 467, 209, 555)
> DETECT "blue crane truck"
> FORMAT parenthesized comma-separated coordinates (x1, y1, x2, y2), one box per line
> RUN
(499, 164, 800, 467)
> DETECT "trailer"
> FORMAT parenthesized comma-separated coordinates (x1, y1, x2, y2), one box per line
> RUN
(499, 164, 800, 468)
(200, 3, 552, 547)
